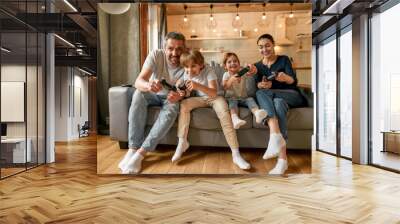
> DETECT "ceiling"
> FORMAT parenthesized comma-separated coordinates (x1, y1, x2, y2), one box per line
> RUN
(311, 0, 390, 42)
(167, 3, 312, 15)
(0, 0, 315, 76)
(0, 0, 98, 74)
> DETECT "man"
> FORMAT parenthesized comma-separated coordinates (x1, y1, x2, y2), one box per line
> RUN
(118, 32, 186, 174)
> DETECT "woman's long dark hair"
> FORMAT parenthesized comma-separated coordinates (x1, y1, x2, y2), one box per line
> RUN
(257, 33, 275, 45)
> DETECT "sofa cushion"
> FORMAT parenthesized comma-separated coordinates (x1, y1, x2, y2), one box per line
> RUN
(146, 106, 253, 130)
(252, 107, 313, 130)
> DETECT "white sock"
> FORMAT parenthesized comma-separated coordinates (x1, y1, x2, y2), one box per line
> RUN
(118, 148, 137, 171)
(268, 158, 288, 175)
(231, 148, 250, 170)
(254, 109, 268, 124)
(231, 114, 246, 129)
(172, 138, 190, 162)
(122, 152, 144, 174)
(263, 133, 286, 160)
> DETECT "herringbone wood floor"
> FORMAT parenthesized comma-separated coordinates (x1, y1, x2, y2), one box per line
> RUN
(1, 135, 400, 223)
(97, 135, 311, 174)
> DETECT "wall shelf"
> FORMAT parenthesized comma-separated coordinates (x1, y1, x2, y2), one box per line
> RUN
(293, 66, 311, 70)
(296, 49, 311, 53)
(199, 50, 224, 53)
(188, 36, 249, 41)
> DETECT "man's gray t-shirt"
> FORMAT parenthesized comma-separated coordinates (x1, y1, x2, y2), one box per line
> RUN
(183, 64, 217, 97)
(142, 49, 185, 96)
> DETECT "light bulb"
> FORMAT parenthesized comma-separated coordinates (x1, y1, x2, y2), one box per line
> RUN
(262, 14, 266, 20)
(234, 28, 238, 32)
(235, 15, 240, 20)
(183, 16, 188, 22)
(192, 29, 196, 33)
(207, 14, 217, 30)
(254, 28, 258, 32)
(289, 13, 294, 18)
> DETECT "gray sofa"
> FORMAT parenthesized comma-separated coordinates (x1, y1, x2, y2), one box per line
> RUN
(108, 85, 313, 150)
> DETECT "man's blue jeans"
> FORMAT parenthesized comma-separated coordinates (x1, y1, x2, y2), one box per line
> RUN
(255, 89, 304, 140)
(128, 90, 179, 151)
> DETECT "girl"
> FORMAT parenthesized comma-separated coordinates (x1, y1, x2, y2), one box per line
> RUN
(222, 52, 267, 129)
(172, 50, 250, 170)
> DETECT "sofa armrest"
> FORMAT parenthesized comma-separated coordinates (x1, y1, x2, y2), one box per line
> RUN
(109, 86, 135, 141)
(298, 84, 313, 108)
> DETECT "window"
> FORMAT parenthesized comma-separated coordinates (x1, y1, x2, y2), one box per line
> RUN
(370, 2, 400, 171)
(317, 36, 337, 154)
(339, 28, 352, 158)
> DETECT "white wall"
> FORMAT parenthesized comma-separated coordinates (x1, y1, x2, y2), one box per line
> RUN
(55, 67, 89, 141)
(1, 63, 46, 163)
(167, 10, 312, 85)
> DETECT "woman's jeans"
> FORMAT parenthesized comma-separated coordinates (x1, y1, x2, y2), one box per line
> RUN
(255, 89, 304, 140)
(227, 97, 259, 111)
(128, 90, 179, 151)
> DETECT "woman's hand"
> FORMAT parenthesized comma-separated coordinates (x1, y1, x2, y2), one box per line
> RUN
(276, 72, 294, 84)
(257, 80, 272, 89)
(246, 64, 258, 76)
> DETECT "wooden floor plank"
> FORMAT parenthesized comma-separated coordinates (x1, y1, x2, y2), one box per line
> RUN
(1, 135, 400, 223)
(96, 136, 310, 175)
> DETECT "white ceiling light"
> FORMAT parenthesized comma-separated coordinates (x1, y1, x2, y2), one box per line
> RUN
(78, 67, 93, 76)
(54, 34, 75, 48)
(323, 0, 355, 15)
(99, 3, 131, 15)
(63, 0, 78, 12)
(1, 47, 11, 53)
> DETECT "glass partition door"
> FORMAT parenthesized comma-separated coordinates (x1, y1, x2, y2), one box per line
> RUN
(0, 1, 46, 179)
(317, 36, 337, 154)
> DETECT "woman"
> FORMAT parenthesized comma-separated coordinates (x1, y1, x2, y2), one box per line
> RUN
(253, 34, 305, 175)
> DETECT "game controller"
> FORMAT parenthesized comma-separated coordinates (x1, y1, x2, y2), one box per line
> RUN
(266, 71, 277, 81)
(161, 79, 187, 92)
(161, 79, 177, 91)
(177, 81, 187, 91)
(235, 66, 250, 77)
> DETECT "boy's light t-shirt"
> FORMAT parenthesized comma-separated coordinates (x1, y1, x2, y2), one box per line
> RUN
(183, 64, 217, 97)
